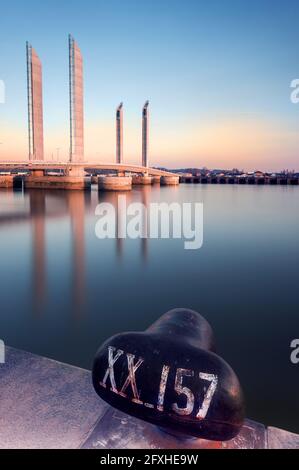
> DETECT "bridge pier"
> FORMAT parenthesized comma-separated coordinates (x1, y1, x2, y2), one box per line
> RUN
(132, 175, 153, 185)
(91, 175, 98, 184)
(65, 166, 86, 177)
(0, 175, 16, 188)
(152, 176, 161, 184)
(25, 167, 91, 190)
(161, 175, 180, 186)
(32, 170, 45, 177)
(25, 176, 90, 190)
(98, 175, 132, 191)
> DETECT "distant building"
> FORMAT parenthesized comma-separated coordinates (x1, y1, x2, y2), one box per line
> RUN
(26, 42, 44, 161)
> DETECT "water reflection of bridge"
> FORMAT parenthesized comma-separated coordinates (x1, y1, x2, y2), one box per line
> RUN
(0, 189, 150, 316)
(29, 191, 88, 317)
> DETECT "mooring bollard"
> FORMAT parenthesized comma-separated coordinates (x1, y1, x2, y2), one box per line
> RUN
(92, 308, 245, 442)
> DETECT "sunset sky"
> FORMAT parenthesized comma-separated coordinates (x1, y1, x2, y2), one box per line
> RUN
(0, 0, 298, 171)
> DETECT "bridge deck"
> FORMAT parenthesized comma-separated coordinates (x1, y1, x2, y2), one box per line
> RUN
(0, 162, 176, 177)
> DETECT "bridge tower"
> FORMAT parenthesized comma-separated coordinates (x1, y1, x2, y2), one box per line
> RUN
(142, 101, 149, 168)
(116, 103, 123, 164)
(26, 42, 44, 161)
(69, 34, 84, 163)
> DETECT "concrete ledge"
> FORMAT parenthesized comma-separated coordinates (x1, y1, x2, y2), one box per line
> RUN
(82, 409, 267, 450)
(0, 347, 107, 449)
(268, 427, 299, 449)
(24, 176, 91, 190)
(0, 347, 298, 449)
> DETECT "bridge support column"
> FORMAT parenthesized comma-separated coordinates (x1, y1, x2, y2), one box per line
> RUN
(31, 170, 45, 177)
(0, 175, 15, 188)
(91, 175, 99, 184)
(98, 175, 132, 191)
(25, 167, 91, 190)
(160, 175, 180, 186)
(152, 176, 161, 184)
(132, 175, 153, 185)
(65, 166, 86, 177)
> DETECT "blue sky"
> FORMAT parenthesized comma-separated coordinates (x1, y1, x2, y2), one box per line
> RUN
(0, 0, 298, 170)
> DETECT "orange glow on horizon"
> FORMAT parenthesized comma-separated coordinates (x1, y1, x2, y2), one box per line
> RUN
(0, 116, 298, 172)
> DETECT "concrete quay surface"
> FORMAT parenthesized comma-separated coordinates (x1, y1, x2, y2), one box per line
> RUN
(0, 347, 298, 449)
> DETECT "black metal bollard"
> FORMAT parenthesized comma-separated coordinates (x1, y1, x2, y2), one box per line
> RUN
(92, 308, 245, 441)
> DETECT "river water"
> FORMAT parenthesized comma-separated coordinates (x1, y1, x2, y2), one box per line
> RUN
(0, 183, 298, 433)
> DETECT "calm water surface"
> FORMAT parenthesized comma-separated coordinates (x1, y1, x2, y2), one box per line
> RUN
(0, 184, 298, 433)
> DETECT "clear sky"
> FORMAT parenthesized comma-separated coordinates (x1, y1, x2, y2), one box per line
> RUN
(0, 0, 298, 171)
